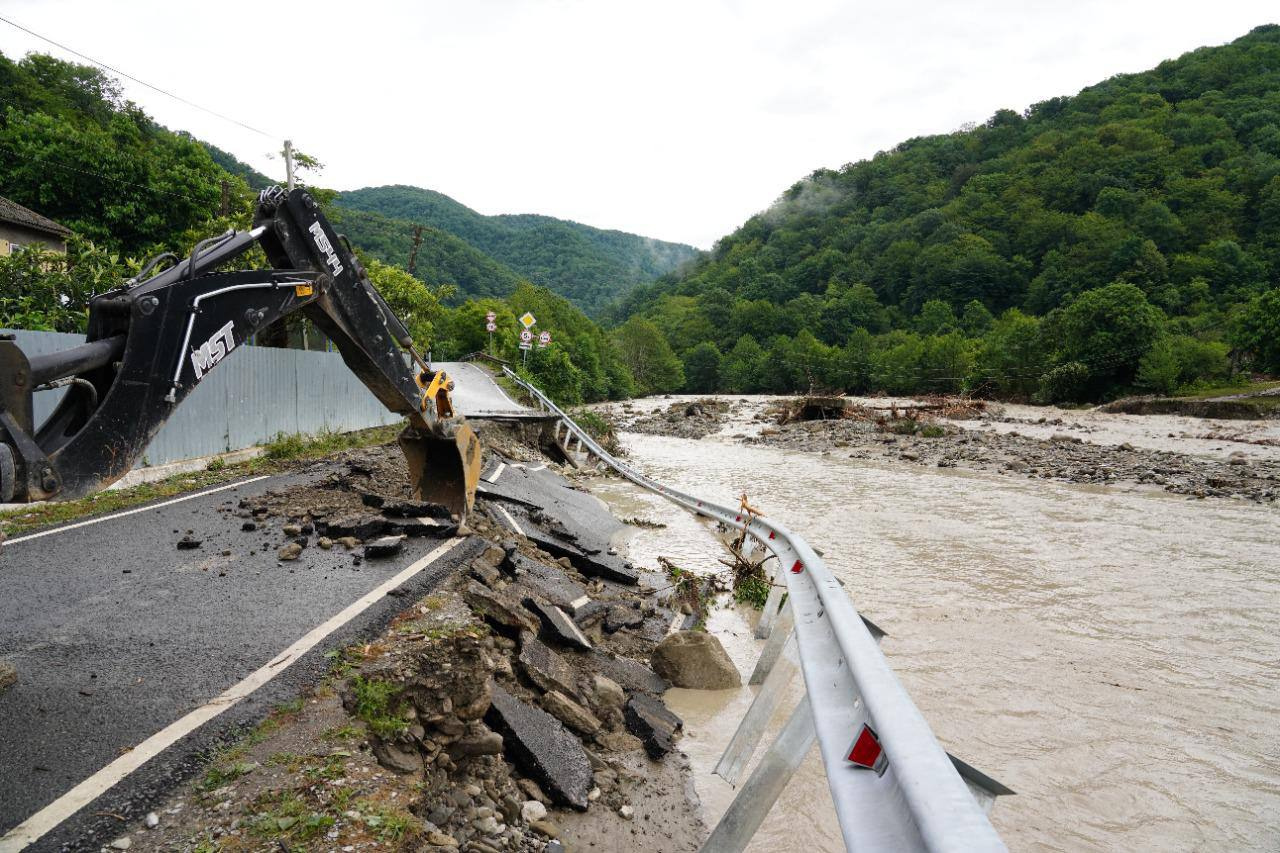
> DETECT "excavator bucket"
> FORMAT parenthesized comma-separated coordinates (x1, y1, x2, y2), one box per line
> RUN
(398, 422, 482, 519)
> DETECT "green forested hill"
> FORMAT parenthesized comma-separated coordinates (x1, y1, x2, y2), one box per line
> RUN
(336, 185, 699, 316)
(326, 206, 524, 300)
(616, 25, 1280, 401)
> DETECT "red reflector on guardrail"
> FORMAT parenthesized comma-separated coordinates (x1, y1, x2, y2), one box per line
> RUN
(846, 724, 887, 774)
(768, 531, 775, 540)
(791, 560, 804, 574)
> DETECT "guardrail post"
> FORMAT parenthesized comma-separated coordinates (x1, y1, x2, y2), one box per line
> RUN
(748, 601, 794, 685)
(754, 561, 787, 639)
(701, 695, 818, 853)
(716, 632, 799, 785)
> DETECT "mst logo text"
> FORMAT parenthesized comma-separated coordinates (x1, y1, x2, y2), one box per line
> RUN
(190, 320, 236, 380)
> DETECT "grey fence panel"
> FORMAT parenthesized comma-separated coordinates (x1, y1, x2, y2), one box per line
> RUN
(3, 329, 401, 470)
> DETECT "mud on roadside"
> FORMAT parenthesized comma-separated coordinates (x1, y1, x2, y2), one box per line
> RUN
(116, 422, 705, 853)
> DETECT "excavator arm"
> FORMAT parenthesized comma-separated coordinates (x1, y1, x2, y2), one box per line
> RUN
(0, 187, 481, 517)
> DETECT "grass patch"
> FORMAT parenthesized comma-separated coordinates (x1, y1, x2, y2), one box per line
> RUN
(199, 761, 258, 791)
(320, 724, 363, 742)
(919, 424, 946, 438)
(569, 407, 618, 452)
(0, 424, 401, 538)
(348, 676, 409, 739)
(353, 799, 422, 843)
(245, 790, 335, 843)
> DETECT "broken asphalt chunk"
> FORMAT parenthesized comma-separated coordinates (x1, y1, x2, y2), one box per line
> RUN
(526, 599, 593, 651)
(320, 514, 387, 540)
(364, 536, 404, 559)
(463, 582, 540, 635)
(485, 684, 593, 810)
(624, 693, 683, 760)
(591, 652, 668, 696)
(517, 633, 579, 697)
(176, 535, 202, 550)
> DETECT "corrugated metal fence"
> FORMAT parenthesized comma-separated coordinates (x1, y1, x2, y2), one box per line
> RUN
(4, 329, 401, 469)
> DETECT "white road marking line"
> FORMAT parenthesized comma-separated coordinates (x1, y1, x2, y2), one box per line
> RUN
(557, 608, 593, 648)
(3, 477, 273, 547)
(569, 594, 591, 612)
(496, 505, 525, 537)
(484, 462, 506, 484)
(0, 537, 467, 852)
(667, 609, 686, 636)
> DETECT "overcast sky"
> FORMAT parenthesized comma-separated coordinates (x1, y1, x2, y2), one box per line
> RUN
(0, 0, 1275, 248)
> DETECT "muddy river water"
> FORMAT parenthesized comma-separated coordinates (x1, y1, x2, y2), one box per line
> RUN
(589, 399, 1280, 852)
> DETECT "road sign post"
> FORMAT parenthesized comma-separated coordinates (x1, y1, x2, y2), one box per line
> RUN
(519, 327, 533, 367)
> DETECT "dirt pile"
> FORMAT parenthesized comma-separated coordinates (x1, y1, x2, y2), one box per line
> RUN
(614, 399, 738, 440)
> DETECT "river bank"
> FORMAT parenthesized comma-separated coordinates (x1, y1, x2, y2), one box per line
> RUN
(586, 397, 1280, 852)
(110, 423, 709, 853)
(601, 395, 1280, 503)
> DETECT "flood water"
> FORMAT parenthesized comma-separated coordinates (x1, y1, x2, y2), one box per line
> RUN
(589, 401, 1280, 852)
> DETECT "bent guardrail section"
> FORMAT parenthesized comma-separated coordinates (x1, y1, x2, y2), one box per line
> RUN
(501, 367, 1009, 853)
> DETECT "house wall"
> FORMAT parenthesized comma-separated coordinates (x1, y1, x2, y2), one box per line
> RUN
(0, 223, 67, 256)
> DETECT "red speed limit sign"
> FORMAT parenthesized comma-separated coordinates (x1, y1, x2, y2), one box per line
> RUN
(537, 331, 551, 348)
(519, 329, 533, 343)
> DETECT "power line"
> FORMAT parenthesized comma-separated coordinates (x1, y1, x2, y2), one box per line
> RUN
(0, 13, 276, 140)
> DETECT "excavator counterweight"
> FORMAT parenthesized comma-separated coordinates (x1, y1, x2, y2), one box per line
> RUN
(0, 187, 482, 517)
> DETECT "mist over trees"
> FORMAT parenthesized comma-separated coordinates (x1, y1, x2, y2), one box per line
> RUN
(611, 25, 1280, 401)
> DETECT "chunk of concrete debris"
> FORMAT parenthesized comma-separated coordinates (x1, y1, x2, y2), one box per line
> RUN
(624, 693, 683, 759)
(363, 536, 404, 559)
(278, 542, 303, 561)
(335, 536, 359, 550)
(485, 685, 593, 810)
(144, 812, 159, 829)
(591, 674, 625, 709)
(176, 535, 202, 550)
(526, 600, 593, 651)
(464, 582, 540, 634)
(541, 690, 602, 736)
(651, 630, 741, 689)
(108, 836, 131, 850)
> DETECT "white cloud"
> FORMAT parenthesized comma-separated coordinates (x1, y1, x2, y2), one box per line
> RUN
(0, 0, 1274, 248)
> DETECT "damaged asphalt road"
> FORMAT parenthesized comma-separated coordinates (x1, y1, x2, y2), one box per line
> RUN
(0, 465, 480, 852)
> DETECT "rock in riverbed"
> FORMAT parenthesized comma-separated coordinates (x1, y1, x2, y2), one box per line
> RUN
(651, 630, 741, 689)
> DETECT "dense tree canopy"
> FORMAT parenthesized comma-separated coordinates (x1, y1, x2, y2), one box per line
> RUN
(336, 185, 698, 316)
(612, 25, 1280, 400)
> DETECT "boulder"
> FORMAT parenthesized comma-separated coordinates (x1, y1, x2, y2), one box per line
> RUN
(485, 685, 593, 810)
(370, 737, 423, 774)
(651, 631, 740, 689)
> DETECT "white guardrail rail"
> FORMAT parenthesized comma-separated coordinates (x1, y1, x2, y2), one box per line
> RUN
(501, 367, 1011, 853)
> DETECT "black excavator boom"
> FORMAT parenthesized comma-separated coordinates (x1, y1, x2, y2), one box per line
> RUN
(0, 187, 481, 517)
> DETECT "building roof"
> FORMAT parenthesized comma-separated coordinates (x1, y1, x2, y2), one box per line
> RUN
(0, 195, 72, 238)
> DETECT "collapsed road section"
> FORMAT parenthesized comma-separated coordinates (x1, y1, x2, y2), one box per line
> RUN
(2, 416, 715, 852)
(503, 367, 1012, 852)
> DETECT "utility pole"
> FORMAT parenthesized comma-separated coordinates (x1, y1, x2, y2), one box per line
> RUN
(219, 179, 230, 217)
(284, 139, 295, 192)
(407, 224, 424, 276)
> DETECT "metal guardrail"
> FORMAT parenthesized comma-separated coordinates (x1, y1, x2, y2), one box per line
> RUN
(502, 367, 1009, 853)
